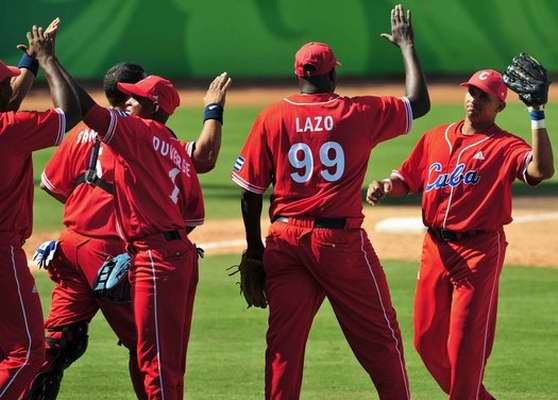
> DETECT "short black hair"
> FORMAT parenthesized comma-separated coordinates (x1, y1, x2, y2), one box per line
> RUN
(103, 63, 146, 106)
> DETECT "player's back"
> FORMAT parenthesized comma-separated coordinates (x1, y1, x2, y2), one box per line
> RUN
(233, 93, 411, 220)
(0, 109, 65, 241)
(101, 112, 204, 240)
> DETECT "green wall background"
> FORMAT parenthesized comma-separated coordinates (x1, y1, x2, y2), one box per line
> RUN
(1, 0, 557, 79)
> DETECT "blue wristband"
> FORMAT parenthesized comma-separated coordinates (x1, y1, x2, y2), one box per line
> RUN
(203, 103, 224, 124)
(529, 110, 545, 121)
(17, 53, 39, 76)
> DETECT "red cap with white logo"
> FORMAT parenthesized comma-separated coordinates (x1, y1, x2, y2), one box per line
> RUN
(460, 69, 508, 103)
(117, 75, 180, 115)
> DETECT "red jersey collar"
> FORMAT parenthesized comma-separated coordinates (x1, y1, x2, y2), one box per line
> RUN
(454, 119, 502, 137)
(284, 92, 340, 105)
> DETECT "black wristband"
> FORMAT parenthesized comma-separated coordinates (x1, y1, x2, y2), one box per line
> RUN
(18, 53, 39, 76)
(203, 103, 224, 124)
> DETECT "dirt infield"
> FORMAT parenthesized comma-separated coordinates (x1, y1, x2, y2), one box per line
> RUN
(19, 82, 558, 110)
(22, 83, 557, 268)
(24, 197, 558, 268)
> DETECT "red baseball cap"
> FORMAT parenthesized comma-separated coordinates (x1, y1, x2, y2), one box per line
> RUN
(294, 42, 340, 77)
(117, 75, 180, 115)
(0, 59, 21, 81)
(460, 69, 508, 103)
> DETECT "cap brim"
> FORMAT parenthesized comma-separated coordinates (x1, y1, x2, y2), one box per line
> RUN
(116, 82, 153, 101)
(460, 81, 504, 102)
(7, 66, 21, 77)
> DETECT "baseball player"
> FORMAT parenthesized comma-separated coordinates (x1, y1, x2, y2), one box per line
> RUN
(57, 66, 231, 399)
(232, 5, 430, 399)
(367, 64, 554, 399)
(0, 23, 80, 399)
(26, 60, 228, 399)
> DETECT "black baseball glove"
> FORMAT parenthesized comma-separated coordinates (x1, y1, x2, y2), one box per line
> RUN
(227, 251, 267, 308)
(93, 253, 132, 303)
(502, 52, 550, 107)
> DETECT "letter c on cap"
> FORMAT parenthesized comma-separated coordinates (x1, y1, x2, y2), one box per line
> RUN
(478, 71, 490, 80)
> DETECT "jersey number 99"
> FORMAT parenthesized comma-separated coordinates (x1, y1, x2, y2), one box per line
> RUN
(288, 141, 345, 183)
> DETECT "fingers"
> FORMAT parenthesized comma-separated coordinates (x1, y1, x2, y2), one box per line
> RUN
(407, 9, 412, 25)
(16, 44, 28, 53)
(221, 76, 232, 92)
(394, 4, 403, 25)
(380, 33, 393, 43)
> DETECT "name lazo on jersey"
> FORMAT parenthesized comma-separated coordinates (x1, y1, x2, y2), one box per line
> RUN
(295, 115, 334, 133)
(425, 162, 480, 192)
(152, 136, 192, 177)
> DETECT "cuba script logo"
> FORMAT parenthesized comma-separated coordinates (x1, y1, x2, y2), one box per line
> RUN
(425, 162, 480, 192)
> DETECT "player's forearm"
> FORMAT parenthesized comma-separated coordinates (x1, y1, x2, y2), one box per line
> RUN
(387, 176, 411, 197)
(55, 58, 96, 116)
(400, 44, 430, 119)
(7, 70, 35, 111)
(241, 190, 264, 258)
(40, 56, 81, 129)
(192, 120, 222, 173)
(527, 128, 554, 180)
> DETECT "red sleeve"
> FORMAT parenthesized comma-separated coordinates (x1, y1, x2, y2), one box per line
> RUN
(180, 157, 204, 226)
(392, 133, 429, 193)
(355, 96, 412, 146)
(84, 105, 142, 161)
(41, 128, 88, 199)
(231, 112, 273, 194)
(504, 136, 538, 185)
(0, 109, 66, 153)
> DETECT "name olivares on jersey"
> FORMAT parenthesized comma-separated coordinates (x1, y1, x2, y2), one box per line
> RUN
(295, 116, 334, 133)
(152, 136, 192, 177)
(425, 162, 480, 192)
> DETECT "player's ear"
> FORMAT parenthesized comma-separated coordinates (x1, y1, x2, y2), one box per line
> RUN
(497, 101, 506, 113)
(153, 102, 160, 113)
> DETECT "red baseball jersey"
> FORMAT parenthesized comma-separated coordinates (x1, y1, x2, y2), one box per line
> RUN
(42, 122, 196, 241)
(393, 120, 535, 231)
(0, 109, 66, 241)
(84, 105, 204, 241)
(41, 122, 120, 240)
(232, 93, 412, 221)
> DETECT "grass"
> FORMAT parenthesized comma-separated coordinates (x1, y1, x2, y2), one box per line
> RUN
(30, 102, 558, 232)
(34, 254, 558, 400)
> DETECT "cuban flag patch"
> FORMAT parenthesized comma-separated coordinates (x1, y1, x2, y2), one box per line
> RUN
(233, 155, 245, 172)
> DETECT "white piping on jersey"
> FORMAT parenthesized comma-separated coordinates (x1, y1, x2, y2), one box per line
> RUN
(390, 170, 406, 182)
(40, 171, 58, 194)
(444, 123, 455, 154)
(147, 250, 166, 400)
(104, 110, 118, 144)
(475, 231, 502, 400)
(54, 108, 66, 146)
(401, 96, 413, 134)
(442, 135, 491, 228)
(231, 172, 266, 194)
(521, 151, 533, 183)
(0, 246, 33, 398)
(359, 231, 410, 400)
(282, 96, 341, 106)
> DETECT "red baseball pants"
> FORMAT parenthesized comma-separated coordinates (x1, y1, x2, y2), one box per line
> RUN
(414, 230, 507, 400)
(130, 236, 198, 400)
(263, 219, 410, 400)
(0, 244, 45, 399)
(38, 229, 144, 398)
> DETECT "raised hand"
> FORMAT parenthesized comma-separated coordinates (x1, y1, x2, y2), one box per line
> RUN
(17, 25, 55, 62)
(366, 179, 392, 206)
(203, 72, 232, 107)
(381, 4, 414, 48)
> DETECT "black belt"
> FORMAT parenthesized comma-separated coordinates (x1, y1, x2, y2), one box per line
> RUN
(428, 227, 485, 242)
(273, 216, 346, 229)
(162, 230, 183, 241)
